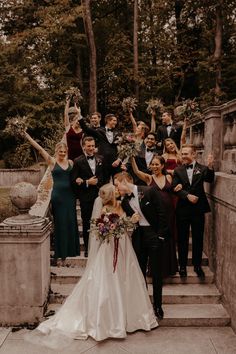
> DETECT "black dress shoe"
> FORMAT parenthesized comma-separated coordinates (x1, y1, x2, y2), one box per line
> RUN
(84, 251, 88, 258)
(154, 307, 164, 320)
(194, 266, 205, 278)
(179, 267, 187, 278)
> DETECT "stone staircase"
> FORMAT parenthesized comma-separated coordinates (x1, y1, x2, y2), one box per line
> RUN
(48, 234, 230, 327)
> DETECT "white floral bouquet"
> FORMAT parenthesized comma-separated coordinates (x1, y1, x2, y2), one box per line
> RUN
(121, 97, 138, 113)
(4, 115, 29, 137)
(174, 98, 201, 120)
(116, 133, 141, 161)
(145, 98, 164, 115)
(65, 87, 83, 103)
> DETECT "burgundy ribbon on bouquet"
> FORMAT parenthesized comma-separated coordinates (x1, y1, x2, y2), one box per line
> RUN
(113, 238, 119, 273)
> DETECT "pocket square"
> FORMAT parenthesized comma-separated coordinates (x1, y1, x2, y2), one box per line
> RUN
(145, 201, 150, 205)
(194, 170, 201, 175)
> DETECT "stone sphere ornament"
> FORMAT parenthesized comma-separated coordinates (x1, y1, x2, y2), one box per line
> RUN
(10, 182, 37, 214)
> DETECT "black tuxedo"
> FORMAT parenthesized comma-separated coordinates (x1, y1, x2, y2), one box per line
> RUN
(122, 185, 169, 311)
(157, 123, 182, 151)
(71, 154, 105, 253)
(126, 143, 160, 185)
(172, 162, 214, 267)
(79, 118, 121, 182)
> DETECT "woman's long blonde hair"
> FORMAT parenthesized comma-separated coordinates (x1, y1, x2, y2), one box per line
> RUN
(99, 183, 116, 206)
(163, 138, 182, 162)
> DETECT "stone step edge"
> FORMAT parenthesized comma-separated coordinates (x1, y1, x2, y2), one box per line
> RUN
(45, 303, 230, 327)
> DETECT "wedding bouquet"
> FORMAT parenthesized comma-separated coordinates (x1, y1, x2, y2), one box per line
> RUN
(90, 212, 134, 272)
(145, 98, 164, 115)
(174, 98, 201, 120)
(121, 97, 138, 113)
(65, 87, 83, 103)
(116, 133, 141, 161)
(4, 115, 29, 137)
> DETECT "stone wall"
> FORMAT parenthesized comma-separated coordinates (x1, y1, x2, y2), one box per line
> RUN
(0, 163, 46, 187)
(204, 172, 236, 332)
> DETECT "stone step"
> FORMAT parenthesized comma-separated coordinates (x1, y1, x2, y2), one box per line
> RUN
(49, 283, 221, 305)
(52, 250, 208, 268)
(51, 265, 214, 285)
(46, 303, 230, 327)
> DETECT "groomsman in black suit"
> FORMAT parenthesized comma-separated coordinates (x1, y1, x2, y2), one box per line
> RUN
(115, 172, 170, 320)
(79, 113, 121, 182)
(172, 145, 214, 278)
(71, 136, 105, 257)
(156, 109, 183, 151)
(126, 132, 161, 185)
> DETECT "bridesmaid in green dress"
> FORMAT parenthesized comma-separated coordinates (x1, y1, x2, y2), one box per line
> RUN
(24, 132, 80, 265)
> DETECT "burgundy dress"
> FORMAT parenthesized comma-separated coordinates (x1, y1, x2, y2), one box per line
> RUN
(165, 158, 181, 171)
(150, 176, 178, 277)
(66, 127, 83, 161)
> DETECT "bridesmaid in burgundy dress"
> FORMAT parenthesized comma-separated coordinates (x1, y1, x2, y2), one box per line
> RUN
(162, 138, 182, 175)
(64, 98, 84, 161)
(131, 155, 181, 277)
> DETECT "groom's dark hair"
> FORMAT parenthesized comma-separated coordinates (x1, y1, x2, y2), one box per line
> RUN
(113, 172, 133, 183)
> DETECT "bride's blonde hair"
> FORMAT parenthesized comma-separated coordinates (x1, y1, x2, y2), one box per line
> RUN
(99, 183, 116, 206)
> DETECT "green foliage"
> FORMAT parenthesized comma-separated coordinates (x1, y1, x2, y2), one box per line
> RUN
(0, 0, 236, 164)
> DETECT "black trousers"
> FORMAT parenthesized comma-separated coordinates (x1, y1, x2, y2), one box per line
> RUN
(176, 212, 205, 267)
(133, 226, 164, 310)
(79, 199, 95, 253)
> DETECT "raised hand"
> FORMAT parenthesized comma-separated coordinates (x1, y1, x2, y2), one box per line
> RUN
(206, 153, 214, 169)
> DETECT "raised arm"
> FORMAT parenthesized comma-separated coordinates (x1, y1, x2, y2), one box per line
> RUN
(64, 97, 71, 131)
(131, 157, 151, 185)
(180, 117, 187, 148)
(128, 109, 138, 134)
(150, 110, 156, 132)
(24, 131, 53, 166)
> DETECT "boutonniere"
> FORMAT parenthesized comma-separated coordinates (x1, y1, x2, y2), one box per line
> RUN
(138, 191, 144, 202)
(96, 158, 102, 166)
(193, 168, 201, 175)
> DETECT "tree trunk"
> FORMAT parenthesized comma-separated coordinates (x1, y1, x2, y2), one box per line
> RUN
(213, 0, 223, 102)
(133, 0, 139, 101)
(81, 0, 97, 113)
(75, 50, 84, 98)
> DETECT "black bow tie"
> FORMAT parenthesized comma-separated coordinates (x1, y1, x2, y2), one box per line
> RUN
(87, 155, 94, 160)
(146, 148, 154, 153)
(106, 128, 113, 132)
(126, 192, 135, 200)
(186, 164, 193, 169)
(166, 124, 172, 127)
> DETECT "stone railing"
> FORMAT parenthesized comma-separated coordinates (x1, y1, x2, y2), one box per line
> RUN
(0, 163, 46, 187)
(29, 166, 53, 218)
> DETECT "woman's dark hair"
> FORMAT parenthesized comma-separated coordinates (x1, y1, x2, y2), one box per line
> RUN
(149, 154, 168, 175)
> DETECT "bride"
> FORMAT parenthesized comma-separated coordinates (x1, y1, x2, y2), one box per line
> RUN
(26, 183, 157, 348)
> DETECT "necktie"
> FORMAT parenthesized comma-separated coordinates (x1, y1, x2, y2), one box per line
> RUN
(87, 155, 94, 160)
(107, 128, 113, 132)
(166, 124, 172, 127)
(127, 192, 135, 200)
(147, 148, 154, 153)
(186, 164, 193, 169)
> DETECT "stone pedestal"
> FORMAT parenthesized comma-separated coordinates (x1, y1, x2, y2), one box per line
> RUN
(203, 106, 222, 171)
(0, 182, 52, 326)
(0, 215, 52, 325)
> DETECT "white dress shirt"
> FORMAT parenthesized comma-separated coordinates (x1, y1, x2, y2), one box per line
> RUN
(128, 186, 150, 226)
(145, 148, 154, 167)
(166, 124, 172, 137)
(105, 127, 114, 143)
(186, 160, 196, 185)
(85, 155, 96, 175)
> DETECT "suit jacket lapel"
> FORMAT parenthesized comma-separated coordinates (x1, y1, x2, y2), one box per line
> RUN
(180, 165, 191, 185)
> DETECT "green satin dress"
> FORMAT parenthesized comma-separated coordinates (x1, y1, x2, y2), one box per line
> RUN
(51, 162, 80, 259)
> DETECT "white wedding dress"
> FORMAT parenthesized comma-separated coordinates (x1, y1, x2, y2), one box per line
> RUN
(25, 197, 157, 349)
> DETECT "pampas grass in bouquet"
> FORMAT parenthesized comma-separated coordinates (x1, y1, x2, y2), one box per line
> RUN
(65, 87, 83, 104)
(174, 98, 201, 120)
(121, 97, 138, 113)
(145, 98, 164, 115)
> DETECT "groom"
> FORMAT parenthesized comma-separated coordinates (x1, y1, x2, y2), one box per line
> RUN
(114, 172, 170, 319)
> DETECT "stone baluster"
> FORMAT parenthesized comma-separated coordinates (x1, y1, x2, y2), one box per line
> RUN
(0, 182, 52, 326)
(223, 120, 232, 147)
